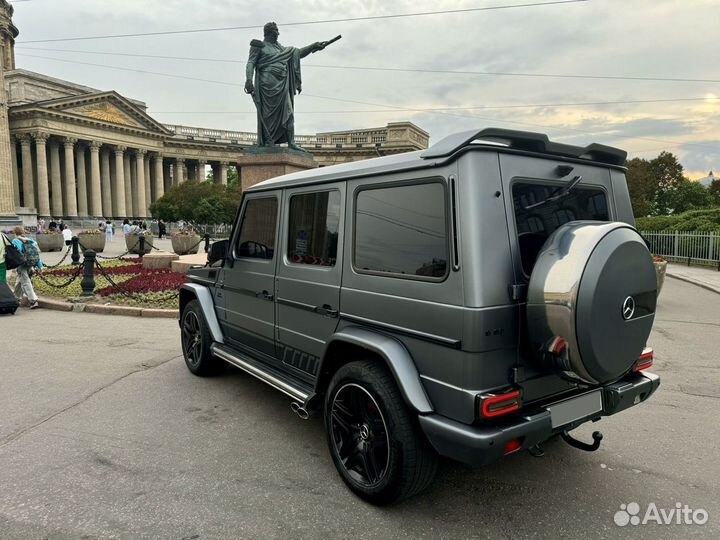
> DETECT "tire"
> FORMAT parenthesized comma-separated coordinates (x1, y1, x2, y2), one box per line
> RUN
(324, 360, 438, 505)
(181, 299, 223, 376)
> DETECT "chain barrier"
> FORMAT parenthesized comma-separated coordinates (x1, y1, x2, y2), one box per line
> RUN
(77, 239, 133, 261)
(32, 264, 84, 289)
(42, 245, 73, 269)
(94, 259, 180, 302)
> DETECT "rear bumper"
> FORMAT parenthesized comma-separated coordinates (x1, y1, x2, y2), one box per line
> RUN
(419, 371, 660, 466)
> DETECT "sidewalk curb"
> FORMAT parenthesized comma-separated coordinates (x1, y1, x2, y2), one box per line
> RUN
(38, 297, 178, 318)
(666, 273, 720, 296)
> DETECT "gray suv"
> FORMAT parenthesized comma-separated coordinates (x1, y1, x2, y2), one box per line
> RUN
(179, 128, 660, 504)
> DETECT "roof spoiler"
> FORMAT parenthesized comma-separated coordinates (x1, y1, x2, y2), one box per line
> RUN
(420, 127, 627, 166)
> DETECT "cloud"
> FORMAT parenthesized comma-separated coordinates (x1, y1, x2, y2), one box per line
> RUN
(9, 0, 720, 172)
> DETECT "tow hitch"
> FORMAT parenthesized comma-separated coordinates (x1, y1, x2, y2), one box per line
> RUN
(561, 430, 603, 452)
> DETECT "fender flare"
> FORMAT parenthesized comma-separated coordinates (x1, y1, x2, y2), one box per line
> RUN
(321, 326, 433, 414)
(180, 284, 224, 344)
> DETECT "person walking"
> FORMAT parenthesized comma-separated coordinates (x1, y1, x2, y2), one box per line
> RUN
(11, 227, 42, 309)
(62, 224, 73, 246)
(122, 219, 131, 236)
(158, 219, 167, 240)
(105, 220, 114, 243)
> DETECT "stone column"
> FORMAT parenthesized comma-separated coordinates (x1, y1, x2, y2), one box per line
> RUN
(10, 139, 19, 207)
(88, 141, 102, 217)
(100, 148, 112, 217)
(124, 151, 133, 217)
(163, 161, 171, 192)
(197, 160, 207, 182)
(113, 146, 127, 217)
(153, 154, 164, 202)
(143, 155, 151, 212)
(49, 139, 63, 217)
(33, 132, 51, 217)
(219, 161, 229, 185)
(174, 158, 186, 185)
(63, 138, 78, 217)
(75, 144, 88, 217)
(135, 149, 147, 218)
(18, 134, 35, 209)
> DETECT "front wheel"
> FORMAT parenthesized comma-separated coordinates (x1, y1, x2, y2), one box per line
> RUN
(181, 300, 223, 376)
(324, 360, 438, 505)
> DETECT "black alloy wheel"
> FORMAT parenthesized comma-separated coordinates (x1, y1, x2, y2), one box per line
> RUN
(324, 361, 438, 505)
(181, 299, 222, 376)
(182, 310, 203, 369)
(329, 383, 390, 487)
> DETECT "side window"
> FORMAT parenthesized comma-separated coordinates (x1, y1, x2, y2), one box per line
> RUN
(235, 197, 278, 260)
(354, 182, 448, 280)
(287, 191, 340, 266)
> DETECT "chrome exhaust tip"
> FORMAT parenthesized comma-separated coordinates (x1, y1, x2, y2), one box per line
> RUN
(291, 401, 310, 420)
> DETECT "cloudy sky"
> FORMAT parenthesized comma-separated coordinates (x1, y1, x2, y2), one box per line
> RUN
(9, 0, 718, 179)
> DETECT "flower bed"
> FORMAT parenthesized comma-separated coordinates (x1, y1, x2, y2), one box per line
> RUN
(32, 258, 186, 309)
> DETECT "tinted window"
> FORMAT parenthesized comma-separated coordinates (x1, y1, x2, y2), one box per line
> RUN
(287, 191, 340, 266)
(513, 181, 609, 274)
(236, 197, 278, 259)
(354, 182, 448, 279)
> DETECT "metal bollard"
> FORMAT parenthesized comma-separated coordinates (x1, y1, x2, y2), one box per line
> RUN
(71, 236, 80, 265)
(204, 233, 211, 253)
(139, 236, 145, 259)
(80, 250, 96, 297)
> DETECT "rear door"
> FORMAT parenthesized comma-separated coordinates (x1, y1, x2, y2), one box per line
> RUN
(276, 184, 344, 381)
(221, 192, 281, 362)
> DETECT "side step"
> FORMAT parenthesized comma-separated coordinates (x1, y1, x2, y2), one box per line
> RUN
(211, 343, 314, 404)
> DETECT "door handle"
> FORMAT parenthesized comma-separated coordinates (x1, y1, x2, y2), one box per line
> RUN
(315, 304, 338, 318)
(256, 290, 274, 301)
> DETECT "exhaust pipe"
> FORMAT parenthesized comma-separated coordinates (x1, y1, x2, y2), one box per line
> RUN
(291, 401, 310, 420)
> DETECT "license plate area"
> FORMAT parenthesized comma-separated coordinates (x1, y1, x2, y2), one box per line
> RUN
(547, 390, 603, 429)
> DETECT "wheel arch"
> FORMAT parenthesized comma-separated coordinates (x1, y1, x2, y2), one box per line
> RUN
(317, 326, 434, 414)
(179, 284, 224, 344)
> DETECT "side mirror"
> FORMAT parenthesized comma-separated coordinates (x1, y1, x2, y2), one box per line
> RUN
(208, 239, 229, 266)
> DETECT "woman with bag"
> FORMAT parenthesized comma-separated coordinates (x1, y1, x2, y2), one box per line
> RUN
(11, 227, 43, 310)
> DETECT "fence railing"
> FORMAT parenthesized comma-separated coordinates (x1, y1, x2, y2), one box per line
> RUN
(641, 230, 720, 269)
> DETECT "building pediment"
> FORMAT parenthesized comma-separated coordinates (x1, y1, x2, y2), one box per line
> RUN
(10, 91, 171, 136)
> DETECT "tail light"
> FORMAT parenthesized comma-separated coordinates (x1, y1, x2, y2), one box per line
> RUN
(478, 389, 522, 419)
(633, 347, 654, 371)
(503, 438, 523, 455)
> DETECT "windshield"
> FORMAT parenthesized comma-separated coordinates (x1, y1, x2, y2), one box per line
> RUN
(513, 181, 610, 275)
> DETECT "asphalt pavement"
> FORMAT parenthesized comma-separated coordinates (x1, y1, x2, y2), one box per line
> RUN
(0, 279, 718, 540)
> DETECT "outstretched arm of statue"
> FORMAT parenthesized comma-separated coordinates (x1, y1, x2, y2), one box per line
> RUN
(298, 35, 342, 58)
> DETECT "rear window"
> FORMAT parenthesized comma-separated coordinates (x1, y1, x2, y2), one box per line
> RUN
(513, 181, 609, 275)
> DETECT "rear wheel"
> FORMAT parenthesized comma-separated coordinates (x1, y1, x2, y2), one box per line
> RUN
(181, 300, 223, 376)
(324, 360, 438, 505)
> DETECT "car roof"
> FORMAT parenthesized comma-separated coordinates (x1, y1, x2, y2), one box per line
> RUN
(247, 127, 627, 193)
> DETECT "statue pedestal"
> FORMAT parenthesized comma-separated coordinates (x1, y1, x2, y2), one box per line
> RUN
(240, 147, 318, 191)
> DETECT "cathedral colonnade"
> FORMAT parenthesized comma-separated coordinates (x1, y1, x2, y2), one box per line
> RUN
(9, 132, 234, 219)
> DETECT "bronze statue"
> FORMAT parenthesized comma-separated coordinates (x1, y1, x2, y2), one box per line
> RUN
(245, 22, 340, 150)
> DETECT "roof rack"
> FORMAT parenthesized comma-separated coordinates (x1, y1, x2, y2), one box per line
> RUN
(420, 127, 627, 166)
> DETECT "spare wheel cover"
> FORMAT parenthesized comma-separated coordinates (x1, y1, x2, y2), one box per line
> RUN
(527, 221, 657, 384)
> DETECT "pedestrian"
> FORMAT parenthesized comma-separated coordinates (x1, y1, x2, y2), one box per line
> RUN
(62, 225, 73, 246)
(11, 227, 42, 309)
(105, 220, 114, 243)
(37, 219, 45, 233)
(48, 219, 57, 232)
(122, 219, 131, 236)
(158, 219, 166, 240)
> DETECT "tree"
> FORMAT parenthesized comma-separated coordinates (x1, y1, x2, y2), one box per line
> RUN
(709, 179, 720, 206)
(149, 180, 242, 225)
(626, 157, 654, 217)
(650, 151, 687, 215)
(669, 179, 713, 214)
